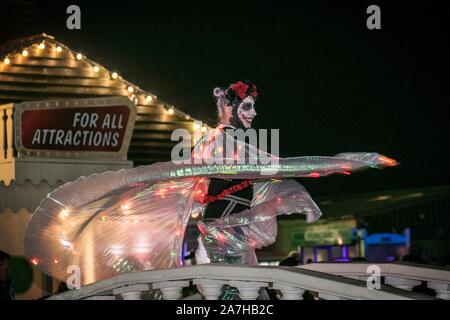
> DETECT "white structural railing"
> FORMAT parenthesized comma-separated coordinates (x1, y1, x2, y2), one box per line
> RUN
(298, 262, 450, 300)
(47, 264, 437, 300)
(0, 103, 14, 162)
(0, 103, 15, 186)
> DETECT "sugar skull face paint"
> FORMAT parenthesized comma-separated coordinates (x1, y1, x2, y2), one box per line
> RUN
(215, 81, 258, 129)
(237, 96, 257, 128)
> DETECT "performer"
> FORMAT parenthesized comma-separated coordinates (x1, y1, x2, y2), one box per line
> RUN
(23, 80, 398, 295)
(193, 81, 264, 299)
(195, 81, 259, 265)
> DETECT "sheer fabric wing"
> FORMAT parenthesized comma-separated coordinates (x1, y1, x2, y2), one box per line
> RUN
(24, 177, 200, 285)
(24, 128, 397, 284)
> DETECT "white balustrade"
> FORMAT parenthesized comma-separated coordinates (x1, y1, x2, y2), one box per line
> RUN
(229, 280, 268, 300)
(347, 275, 369, 281)
(383, 277, 421, 291)
(273, 283, 305, 300)
(83, 295, 116, 300)
(300, 262, 450, 298)
(319, 293, 348, 300)
(427, 282, 450, 300)
(152, 280, 190, 300)
(113, 284, 150, 300)
(46, 264, 439, 300)
(193, 279, 227, 300)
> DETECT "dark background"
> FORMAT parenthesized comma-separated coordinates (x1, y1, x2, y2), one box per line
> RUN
(1, 0, 449, 196)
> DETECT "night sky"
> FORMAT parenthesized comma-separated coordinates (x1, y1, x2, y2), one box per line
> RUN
(1, 0, 449, 196)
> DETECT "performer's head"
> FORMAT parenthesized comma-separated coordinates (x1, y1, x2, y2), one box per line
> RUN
(213, 80, 258, 129)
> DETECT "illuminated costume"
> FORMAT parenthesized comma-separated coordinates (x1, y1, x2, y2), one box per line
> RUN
(24, 81, 398, 292)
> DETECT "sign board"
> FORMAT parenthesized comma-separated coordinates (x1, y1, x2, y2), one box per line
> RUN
(14, 96, 136, 160)
(290, 220, 356, 246)
(273, 218, 357, 253)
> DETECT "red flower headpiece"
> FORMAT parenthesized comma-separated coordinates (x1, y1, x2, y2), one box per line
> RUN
(230, 81, 258, 100)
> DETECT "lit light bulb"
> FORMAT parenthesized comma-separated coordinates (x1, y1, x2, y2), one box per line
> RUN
(93, 65, 99, 72)
(127, 86, 134, 93)
(76, 53, 83, 60)
(168, 108, 174, 115)
(56, 46, 62, 52)
(111, 72, 118, 79)
(31, 258, 39, 266)
(191, 211, 200, 219)
(38, 43, 45, 49)
(3, 57, 10, 65)
(22, 49, 28, 57)
(59, 208, 70, 219)
(185, 115, 191, 120)
(146, 95, 153, 102)
(60, 239, 73, 248)
(201, 126, 207, 133)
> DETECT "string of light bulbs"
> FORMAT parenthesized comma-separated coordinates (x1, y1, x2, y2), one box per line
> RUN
(1, 36, 209, 131)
